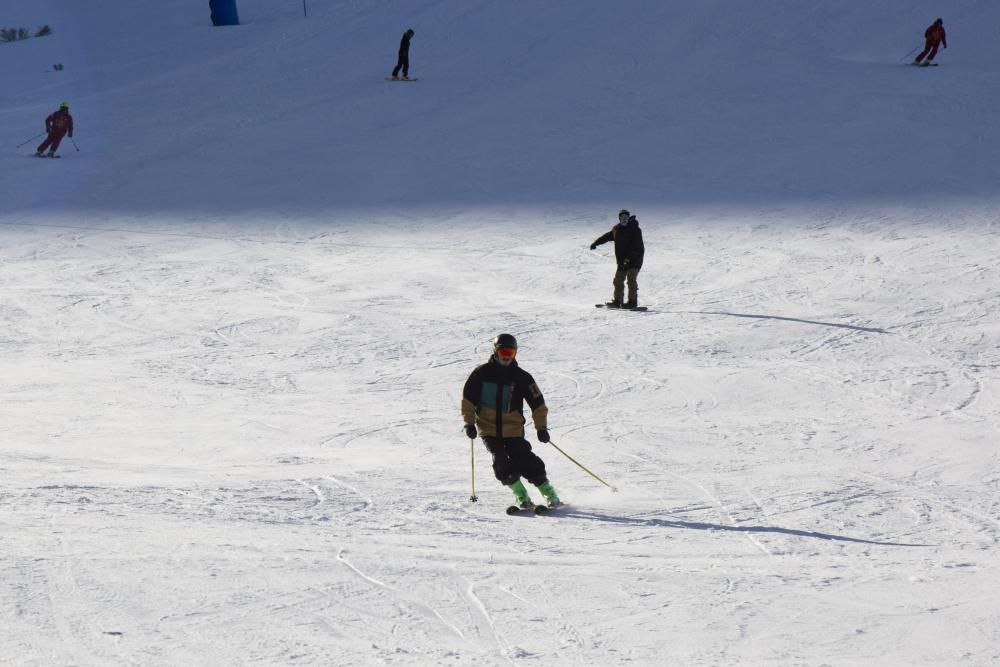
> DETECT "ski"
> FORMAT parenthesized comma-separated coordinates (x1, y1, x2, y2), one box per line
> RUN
(595, 304, 647, 312)
(535, 503, 567, 515)
(506, 504, 565, 515)
(385, 77, 419, 82)
(33, 154, 61, 158)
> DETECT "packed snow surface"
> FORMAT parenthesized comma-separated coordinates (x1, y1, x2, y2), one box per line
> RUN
(2, 1, 999, 665)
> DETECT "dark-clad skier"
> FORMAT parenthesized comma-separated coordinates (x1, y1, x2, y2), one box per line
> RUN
(391, 28, 415, 80)
(914, 18, 947, 66)
(591, 209, 645, 309)
(36, 101, 73, 157)
(461, 333, 562, 510)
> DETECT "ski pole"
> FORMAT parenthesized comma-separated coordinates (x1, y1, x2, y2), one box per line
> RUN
(469, 437, 478, 503)
(16, 131, 46, 148)
(69, 136, 80, 152)
(902, 43, 922, 60)
(547, 439, 617, 492)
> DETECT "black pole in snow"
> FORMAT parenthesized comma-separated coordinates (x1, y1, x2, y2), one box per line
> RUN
(16, 131, 46, 148)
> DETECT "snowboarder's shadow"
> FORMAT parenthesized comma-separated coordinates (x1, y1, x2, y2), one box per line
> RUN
(562, 509, 933, 547)
(686, 310, 890, 334)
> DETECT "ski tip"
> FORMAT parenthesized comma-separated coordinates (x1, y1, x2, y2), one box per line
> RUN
(534, 502, 567, 514)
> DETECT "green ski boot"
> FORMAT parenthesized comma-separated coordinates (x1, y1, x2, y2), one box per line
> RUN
(536, 481, 562, 508)
(510, 480, 533, 508)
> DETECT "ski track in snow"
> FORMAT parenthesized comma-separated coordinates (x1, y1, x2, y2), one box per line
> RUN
(454, 571, 518, 666)
(336, 550, 457, 638)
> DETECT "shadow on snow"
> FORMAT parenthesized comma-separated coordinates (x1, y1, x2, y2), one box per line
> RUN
(563, 509, 933, 547)
(686, 310, 891, 334)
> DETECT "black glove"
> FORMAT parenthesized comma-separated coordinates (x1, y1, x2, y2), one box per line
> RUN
(464, 423, 477, 439)
(590, 243, 597, 250)
(623, 258, 631, 267)
(536, 429, 550, 443)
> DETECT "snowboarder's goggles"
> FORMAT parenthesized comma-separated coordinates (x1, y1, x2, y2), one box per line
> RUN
(495, 346, 517, 360)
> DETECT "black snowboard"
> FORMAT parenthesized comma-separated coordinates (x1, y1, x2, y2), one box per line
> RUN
(596, 304, 647, 312)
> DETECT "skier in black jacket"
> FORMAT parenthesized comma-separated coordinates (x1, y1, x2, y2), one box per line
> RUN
(391, 28, 415, 80)
(591, 209, 645, 308)
(461, 333, 561, 510)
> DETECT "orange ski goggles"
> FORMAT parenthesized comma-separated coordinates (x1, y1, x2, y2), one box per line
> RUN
(495, 346, 517, 360)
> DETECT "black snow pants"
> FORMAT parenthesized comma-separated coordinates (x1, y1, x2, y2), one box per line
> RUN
(392, 53, 409, 77)
(483, 437, 547, 486)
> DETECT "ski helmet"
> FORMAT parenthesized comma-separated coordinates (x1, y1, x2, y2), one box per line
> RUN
(406, 28, 415, 36)
(493, 333, 517, 351)
(935, 18, 943, 25)
(493, 333, 517, 363)
(59, 101, 69, 109)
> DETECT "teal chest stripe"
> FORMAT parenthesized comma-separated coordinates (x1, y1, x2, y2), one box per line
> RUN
(480, 382, 512, 412)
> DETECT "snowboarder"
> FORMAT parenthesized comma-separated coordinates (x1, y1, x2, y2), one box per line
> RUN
(461, 333, 562, 510)
(590, 209, 645, 309)
(391, 28, 415, 80)
(914, 18, 947, 66)
(35, 101, 73, 157)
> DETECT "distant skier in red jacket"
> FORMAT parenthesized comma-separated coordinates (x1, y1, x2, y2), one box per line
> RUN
(914, 19, 947, 66)
(36, 102, 73, 157)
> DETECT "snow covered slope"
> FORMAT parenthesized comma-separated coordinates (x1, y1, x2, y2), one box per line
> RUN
(3, 0, 1000, 214)
(2, 1, 999, 665)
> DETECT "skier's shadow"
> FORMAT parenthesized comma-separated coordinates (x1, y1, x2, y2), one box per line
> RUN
(685, 310, 890, 334)
(562, 509, 933, 547)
